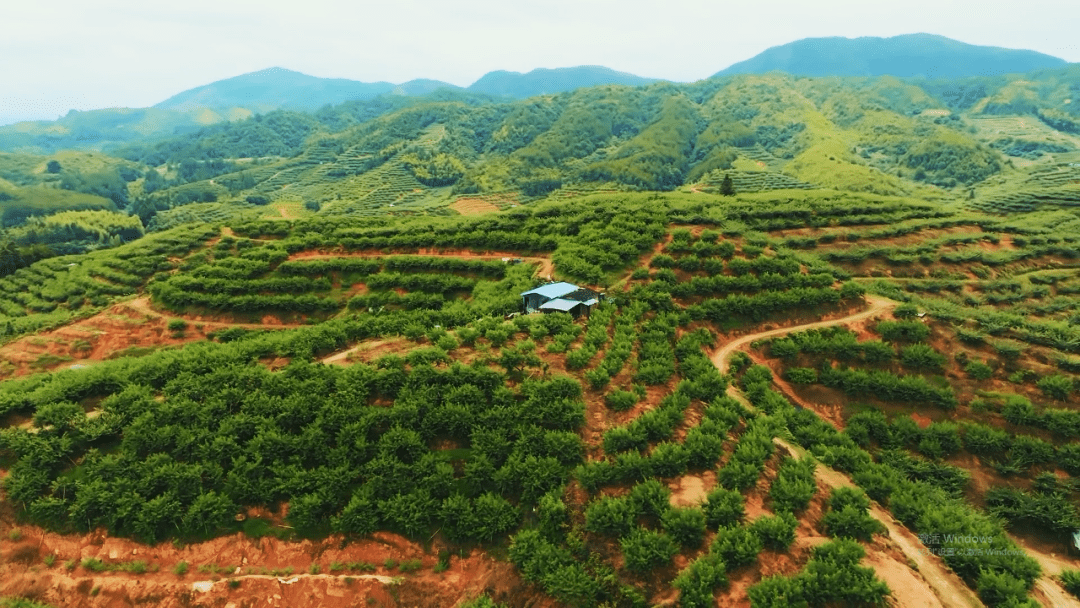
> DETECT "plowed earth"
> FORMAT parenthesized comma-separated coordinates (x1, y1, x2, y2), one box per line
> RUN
(0, 522, 547, 608)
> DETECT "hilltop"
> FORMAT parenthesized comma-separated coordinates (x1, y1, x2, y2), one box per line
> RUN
(467, 65, 660, 98)
(153, 67, 406, 114)
(714, 33, 1067, 78)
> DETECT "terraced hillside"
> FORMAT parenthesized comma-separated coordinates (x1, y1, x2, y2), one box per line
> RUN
(3, 191, 1080, 608)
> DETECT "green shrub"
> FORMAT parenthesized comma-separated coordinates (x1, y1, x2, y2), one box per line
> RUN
(992, 339, 1025, 361)
(961, 423, 1011, 455)
(719, 460, 762, 491)
(918, 422, 962, 459)
(976, 568, 1035, 607)
(661, 507, 707, 548)
(1038, 375, 1074, 401)
(769, 457, 816, 513)
(748, 574, 801, 608)
(893, 303, 919, 319)
(1002, 395, 1040, 427)
(1058, 443, 1080, 476)
(861, 340, 894, 363)
(1008, 435, 1055, 468)
(712, 525, 763, 568)
(749, 512, 797, 550)
(799, 540, 890, 606)
(620, 527, 677, 572)
(603, 389, 638, 412)
(703, 487, 744, 529)
(900, 343, 946, 370)
(398, 558, 422, 572)
(584, 496, 635, 537)
(629, 479, 671, 519)
(784, 367, 818, 384)
(876, 320, 930, 342)
(965, 361, 994, 380)
(820, 487, 884, 541)
(167, 318, 188, 332)
(684, 427, 725, 469)
(673, 554, 728, 608)
(1059, 569, 1080, 598)
(852, 463, 901, 504)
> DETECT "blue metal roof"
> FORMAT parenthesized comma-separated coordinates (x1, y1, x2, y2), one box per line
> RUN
(521, 282, 579, 299)
(539, 298, 582, 312)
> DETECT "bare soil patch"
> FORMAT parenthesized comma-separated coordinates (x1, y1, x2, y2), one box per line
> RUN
(451, 198, 500, 215)
(0, 297, 307, 379)
(0, 522, 542, 608)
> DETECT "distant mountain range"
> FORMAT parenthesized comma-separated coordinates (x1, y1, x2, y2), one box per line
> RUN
(465, 66, 659, 98)
(153, 65, 661, 114)
(0, 34, 1070, 154)
(714, 33, 1066, 79)
(153, 68, 473, 113)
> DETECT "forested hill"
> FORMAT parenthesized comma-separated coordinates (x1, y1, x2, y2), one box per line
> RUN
(0, 66, 662, 155)
(153, 67, 435, 114)
(110, 65, 1080, 204)
(714, 34, 1067, 79)
(3, 65, 1080, 257)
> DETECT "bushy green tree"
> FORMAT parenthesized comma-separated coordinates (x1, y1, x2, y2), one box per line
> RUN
(621, 527, 678, 572)
(1038, 375, 1074, 401)
(820, 487, 884, 541)
(662, 506, 707, 548)
(712, 525, 763, 568)
(704, 487, 744, 529)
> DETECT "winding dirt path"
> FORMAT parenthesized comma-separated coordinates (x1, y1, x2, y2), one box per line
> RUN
(1005, 533, 1080, 608)
(192, 572, 397, 593)
(710, 294, 896, 373)
(715, 295, 986, 608)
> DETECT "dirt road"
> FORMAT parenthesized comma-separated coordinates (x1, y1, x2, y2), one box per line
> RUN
(710, 294, 896, 373)
(715, 295, 986, 608)
(1006, 533, 1080, 608)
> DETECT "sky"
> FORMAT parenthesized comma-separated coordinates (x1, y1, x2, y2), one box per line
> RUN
(2, 0, 1078, 125)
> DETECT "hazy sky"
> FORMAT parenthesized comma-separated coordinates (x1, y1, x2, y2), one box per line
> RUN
(3, 0, 1077, 125)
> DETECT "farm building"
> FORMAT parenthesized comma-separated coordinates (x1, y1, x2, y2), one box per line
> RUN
(521, 282, 601, 317)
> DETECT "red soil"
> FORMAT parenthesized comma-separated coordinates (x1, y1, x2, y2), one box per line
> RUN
(0, 520, 544, 608)
(0, 298, 302, 380)
(450, 199, 501, 215)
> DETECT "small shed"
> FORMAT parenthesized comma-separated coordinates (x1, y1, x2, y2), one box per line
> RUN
(521, 282, 581, 312)
(521, 282, 601, 317)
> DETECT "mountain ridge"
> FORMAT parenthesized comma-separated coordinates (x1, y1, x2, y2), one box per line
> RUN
(714, 33, 1067, 79)
(1, 34, 1072, 154)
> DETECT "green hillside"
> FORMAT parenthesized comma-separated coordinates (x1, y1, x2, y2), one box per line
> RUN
(0, 107, 226, 155)
(112, 71, 1034, 216)
(5, 68, 1080, 248)
(3, 188, 1077, 608)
